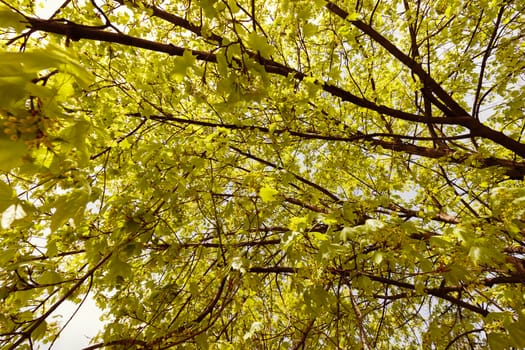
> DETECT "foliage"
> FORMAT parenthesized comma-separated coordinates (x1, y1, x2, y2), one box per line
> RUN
(0, 0, 524, 349)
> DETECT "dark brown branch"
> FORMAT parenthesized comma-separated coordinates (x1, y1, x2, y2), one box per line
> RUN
(118, 2, 480, 130)
(145, 113, 464, 136)
(444, 328, 485, 350)
(177, 239, 281, 249)
(325, 1, 468, 117)
(119, 0, 292, 71)
(83, 339, 147, 350)
(350, 270, 489, 316)
(373, 292, 409, 300)
(24, 14, 525, 158)
(292, 319, 316, 350)
(17, 249, 85, 263)
(193, 277, 228, 323)
(283, 196, 330, 214)
(484, 274, 525, 286)
(145, 277, 229, 348)
(23, 17, 430, 126)
(472, 6, 505, 119)
(141, 113, 525, 179)
(247, 266, 299, 274)
(116, 0, 223, 43)
(386, 203, 460, 224)
(324, 1, 525, 158)
(26, 17, 217, 62)
(91, 116, 148, 160)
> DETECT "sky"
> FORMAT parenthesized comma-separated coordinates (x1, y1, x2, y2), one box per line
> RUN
(39, 298, 103, 350)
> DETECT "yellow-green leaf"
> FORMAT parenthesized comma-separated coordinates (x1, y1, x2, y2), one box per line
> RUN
(259, 186, 279, 202)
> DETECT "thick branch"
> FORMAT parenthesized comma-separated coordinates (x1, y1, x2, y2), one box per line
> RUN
(25, 14, 525, 158)
(257, 266, 524, 317)
(335, 269, 489, 316)
(23, 18, 429, 126)
(142, 113, 525, 179)
(248, 266, 299, 273)
(325, 2, 467, 117)
(324, 1, 525, 158)
(26, 17, 217, 62)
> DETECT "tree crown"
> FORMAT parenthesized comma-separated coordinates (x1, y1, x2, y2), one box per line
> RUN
(0, 0, 525, 348)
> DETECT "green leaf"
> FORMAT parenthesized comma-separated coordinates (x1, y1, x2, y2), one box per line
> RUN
(198, 0, 218, 18)
(0, 181, 14, 212)
(443, 264, 469, 285)
(0, 286, 9, 300)
(0, 248, 16, 265)
(0, 7, 27, 31)
(373, 251, 384, 265)
(259, 185, 279, 202)
(487, 332, 511, 350)
(0, 76, 29, 105)
(32, 320, 47, 340)
(59, 120, 91, 165)
(243, 321, 263, 340)
(172, 49, 196, 82)
(246, 32, 274, 59)
(0, 51, 61, 74)
(195, 332, 210, 349)
(0, 136, 29, 171)
(38, 270, 62, 285)
(346, 11, 359, 21)
(46, 240, 58, 257)
(108, 254, 132, 279)
(50, 190, 90, 231)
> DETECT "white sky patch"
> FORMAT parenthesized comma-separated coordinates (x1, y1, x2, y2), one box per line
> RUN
(38, 298, 104, 350)
(35, 0, 64, 18)
(1, 203, 26, 229)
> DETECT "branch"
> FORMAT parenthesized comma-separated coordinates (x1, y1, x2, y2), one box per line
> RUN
(444, 328, 485, 350)
(230, 146, 341, 202)
(247, 266, 299, 274)
(352, 270, 489, 317)
(193, 276, 228, 323)
(141, 113, 525, 179)
(472, 6, 505, 119)
(24, 13, 525, 158)
(284, 195, 330, 214)
(292, 318, 316, 350)
(325, 1, 467, 117)
(23, 17, 430, 126)
(25, 17, 217, 62)
(484, 274, 525, 286)
(8, 251, 113, 350)
(324, 1, 525, 158)
(177, 239, 281, 249)
(146, 276, 230, 348)
(114, 0, 219, 43)
(83, 339, 147, 350)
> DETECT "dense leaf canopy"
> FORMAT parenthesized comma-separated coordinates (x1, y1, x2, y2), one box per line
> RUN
(1, 0, 525, 348)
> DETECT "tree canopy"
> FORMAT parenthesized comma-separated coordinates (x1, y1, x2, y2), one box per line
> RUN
(1, 0, 525, 348)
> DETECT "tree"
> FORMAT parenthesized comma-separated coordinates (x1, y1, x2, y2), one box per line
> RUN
(0, 0, 524, 348)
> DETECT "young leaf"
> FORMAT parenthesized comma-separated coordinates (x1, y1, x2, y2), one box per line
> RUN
(259, 186, 279, 202)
